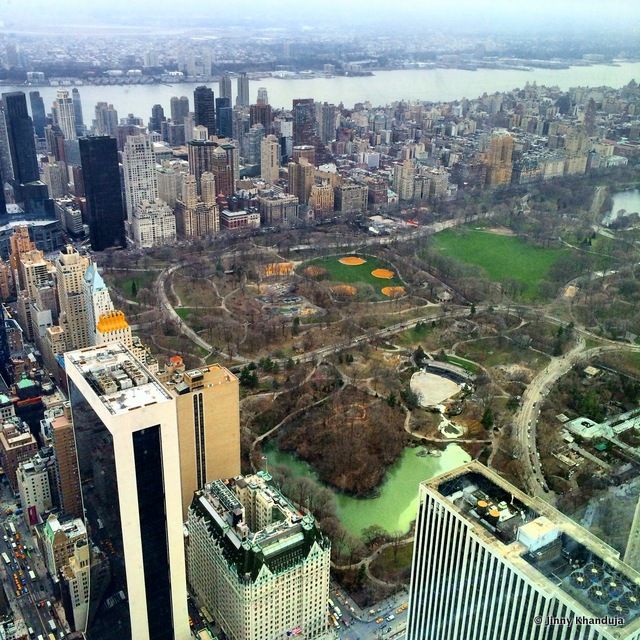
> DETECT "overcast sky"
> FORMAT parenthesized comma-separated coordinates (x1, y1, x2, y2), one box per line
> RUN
(1, 0, 639, 32)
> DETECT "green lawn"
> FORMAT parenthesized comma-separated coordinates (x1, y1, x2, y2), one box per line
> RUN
(302, 255, 403, 298)
(431, 229, 569, 299)
(104, 271, 156, 300)
(175, 307, 192, 320)
(445, 354, 480, 374)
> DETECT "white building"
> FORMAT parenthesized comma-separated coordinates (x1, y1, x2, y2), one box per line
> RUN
(61, 539, 91, 632)
(122, 134, 158, 226)
(131, 199, 176, 248)
(65, 344, 190, 640)
(407, 461, 640, 640)
(187, 473, 331, 640)
(41, 513, 87, 578)
(83, 262, 114, 346)
(17, 454, 52, 522)
(52, 89, 76, 141)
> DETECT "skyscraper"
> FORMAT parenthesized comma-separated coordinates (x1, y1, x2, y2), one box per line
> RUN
(187, 139, 216, 190)
(55, 245, 90, 351)
(0, 104, 14, 183)
(52, 89, 77, 141)
(194, 86, 215, 136)
(292, 98, 318, 147)
(50, 406, 83, 519)
(211, 145, 235, 197)
(256, 86, 268, 105)
(186, 473, 330, 640)
(219, 73, 232, 101)
(0, 304, 11, 384)
(170, 96, 190, 125)
(236, 72, 249, 107)
(241, 124, 264, 165)
(79, 136, 125, 252)
(65, 343, 190, 640)
(29, 90, 46, 138)
(215, 97, 232, 137)
(0, 164, 6, 220)
(260, 135, 281, 183)
(407, 461, 640, 640)
(164, 365, 240, 517)
(288, 160, 314, 205)
(149, 104, 165, 133)
(93, 103, 118, 137)
(2, 92, 39, 201)
(72, 88, 85, 137)
(249, 102, 273, 132)
(122, 134, 158, 225)
(484, 128, 514, 186)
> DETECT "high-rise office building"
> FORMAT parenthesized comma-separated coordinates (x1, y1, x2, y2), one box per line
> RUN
(260, 135, 281, 183)
(241, 124, 264, 165)
(215, 97, 232, 137)
(164, 365, 240, 517)
(122, 134, 158, 225)
(407, 461, 640, 640)
(131, 199, 177, 248)
(0, 104, 14, 185)
(65, 344, 190, 640)
(0, 304, 11, 384)
(170, 96, 190, 125)
(317, 102, 338, 144)
(187, 139, 216, 190)
(292, 98, 318, 147)
(219, 73, 232, 101)
(0, 165, 6, 219)
(149, 103, 165, 133)
(2, 92, 39, 201)
(51, 405, 83, 519)
(72, 88, 85, 137)
(211, 146, 234, 197)
(236, 72, 250, 107)
(186, 473, 330, 640)
(256, 87, 268, 105)
(194, 86, 215, 136)
(79, 136, 125, 251)
(55, 245, 90, 351)
(93, 102, 118, 137)
(29, 90, 46, 138)
(288, 160, 314, 205)
(249, 102, 273, 132)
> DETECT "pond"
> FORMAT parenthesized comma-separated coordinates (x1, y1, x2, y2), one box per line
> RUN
(603, 189, 640, 225)
(265, 443, 471, 538)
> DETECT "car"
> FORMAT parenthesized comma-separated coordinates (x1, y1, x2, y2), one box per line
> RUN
(386, 614, 395, 621)
(375, 617, 384, 624)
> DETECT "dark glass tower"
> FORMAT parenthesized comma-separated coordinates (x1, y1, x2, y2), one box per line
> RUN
(292, 98, 318, 147)
(3, 92, 39, 201)
(0, 164, 6, 221)
(72, 88, 85, 136)
(29, 90, 46, 137)
(215, 97, 232, 138)
(79, 136, 125, 251)
(194, 86, 215, 136)
(149, 104, 165, 133)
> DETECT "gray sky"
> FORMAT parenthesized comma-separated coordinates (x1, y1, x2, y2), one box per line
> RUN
(1, 0, 639, 32)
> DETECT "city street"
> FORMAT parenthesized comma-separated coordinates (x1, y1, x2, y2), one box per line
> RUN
(0, 481, 63, 639)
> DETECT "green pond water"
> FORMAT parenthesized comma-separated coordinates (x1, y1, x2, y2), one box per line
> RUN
(265, 444, 471, 538)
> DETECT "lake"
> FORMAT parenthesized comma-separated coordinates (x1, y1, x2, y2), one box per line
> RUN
(266, 443, 471, 538)
(3, 61, 640, 123)
(603, 189, 640, 224)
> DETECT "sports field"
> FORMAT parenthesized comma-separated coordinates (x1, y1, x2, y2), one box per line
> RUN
(302, 255, 403, 298)
(431, 229, 569, 299)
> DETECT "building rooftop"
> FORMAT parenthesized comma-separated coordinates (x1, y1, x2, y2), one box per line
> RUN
(65, 344, 171, 415)
(190, 472, 328, 582)
(431, 462, 640, 636)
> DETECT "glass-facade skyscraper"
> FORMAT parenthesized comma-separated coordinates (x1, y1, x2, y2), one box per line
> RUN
(215, 97, 232, 138)
(79, 136, 125, 251)
(29, 90, 46, 137)
(65, 344, 190, 640)
(194, 85, 215, 136)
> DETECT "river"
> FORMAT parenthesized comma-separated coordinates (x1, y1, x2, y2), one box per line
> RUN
(3, 62, 640, 122)
(603, 189, 640, 224)
(266, 443, 470, 538)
